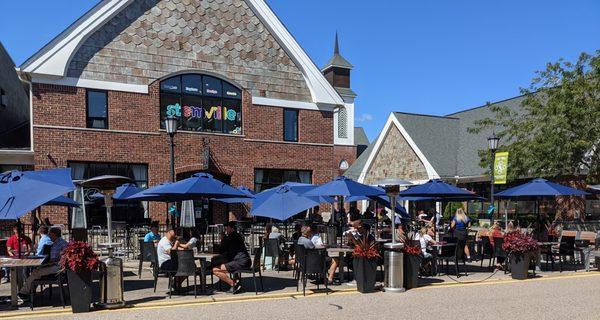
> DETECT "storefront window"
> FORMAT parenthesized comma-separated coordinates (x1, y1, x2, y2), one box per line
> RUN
(68, 162, 149, 225)
(254, 168, 312, 192)
(86, 90, 108, 129)
(283, 109, 298, 141)
(160, 74, 242, 135)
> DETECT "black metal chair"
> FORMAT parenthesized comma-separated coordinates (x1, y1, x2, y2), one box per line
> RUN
(150, 246, 166, 293)
(492, 237, 508, 273)
(29, 267, 67, 310)
(264, 239, 283, 272)
(558, 236, 578, 268)
(167, 250, 198, 298)
(298, 248, 329, 296)
(293, 244, 305, 281)
(437, 243, 462, 276)
(480, 237, 494, 269)
(232, 248, 264, 295)
(138, 240, 156, 279)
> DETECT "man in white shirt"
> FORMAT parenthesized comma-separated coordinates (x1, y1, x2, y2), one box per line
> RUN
(157, 229, 180, 271)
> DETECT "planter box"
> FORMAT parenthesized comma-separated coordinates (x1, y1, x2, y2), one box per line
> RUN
(66, 270, 93, 313)
(353, 257, 377, 293)
(509, 253, 531, 280)
(403, 254, 421, 290)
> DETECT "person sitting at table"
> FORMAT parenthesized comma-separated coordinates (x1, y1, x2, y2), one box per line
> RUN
(263, 223, 273, 243)
(488, 222, 505, 269)
(18, 227, 68, 300)
(144, 225, 161, 244)
(35, 226, 53, 256)
(7, 225, 32, 257)
(291, 223, 302, 242)
(308, 206, 324, 224)
(363, 207, 375, 219)
(415, 226, 437, 259)
(212, 221, 251, 294)
(177, 229, 200, 250)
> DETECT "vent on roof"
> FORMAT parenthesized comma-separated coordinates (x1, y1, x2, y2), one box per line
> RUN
(338, 106, 348, 138)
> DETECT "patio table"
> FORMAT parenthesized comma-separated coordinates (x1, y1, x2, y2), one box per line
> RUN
(0, 256, 44, 308)
(193, 252, 219, 293)
(430, 242, 456, 276)
(327, 247, 353, 283)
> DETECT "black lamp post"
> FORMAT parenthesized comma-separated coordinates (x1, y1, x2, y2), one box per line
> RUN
(488, 133, 500, 223)
(165, 115, 178, 229)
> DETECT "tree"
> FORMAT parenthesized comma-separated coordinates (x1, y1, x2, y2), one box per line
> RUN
(469, 51, 600, 184)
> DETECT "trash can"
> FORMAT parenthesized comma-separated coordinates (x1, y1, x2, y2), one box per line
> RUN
(96, 255, 125, 309)
(383, 242, 405, 293)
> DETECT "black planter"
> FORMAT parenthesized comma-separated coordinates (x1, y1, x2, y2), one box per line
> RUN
(353, 257, 377, 293)
(66, 270, 93, 313)
(403, 254, 421, 290)
(509, 253, 530, 280)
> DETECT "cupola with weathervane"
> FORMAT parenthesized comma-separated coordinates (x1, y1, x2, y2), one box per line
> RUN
(321, 32, 356, 101)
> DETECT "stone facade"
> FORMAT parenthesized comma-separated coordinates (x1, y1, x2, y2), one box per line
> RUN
(363, 124, 428, 184)
(67, 0, 312, 102)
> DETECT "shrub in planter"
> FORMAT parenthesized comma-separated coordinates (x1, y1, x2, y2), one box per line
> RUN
(59, 241, 100, 313)
(502, 231, 538, 280)
(402, 245, 422, 290)
(351, 236, 380, 293)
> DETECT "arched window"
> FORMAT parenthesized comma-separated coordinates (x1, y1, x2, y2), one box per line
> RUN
(160, 73, 242, 135)
(338, 106, 348, 138)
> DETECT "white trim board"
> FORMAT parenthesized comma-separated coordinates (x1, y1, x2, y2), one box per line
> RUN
(357, 113, 439, 183)
(251, 96, 335, 111)
(20, 0, 344, 106)
(32, 76, 149, 94)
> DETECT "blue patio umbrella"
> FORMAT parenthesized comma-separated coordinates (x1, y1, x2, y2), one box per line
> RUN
(112, 183, 144, 200)
(0, 168, 75, 220)
(495, 178, 589, 232)
(495, 178, 589, 198)
(251, 182, 324, 221)
(44, 195, 80, 207)
(212, 186, 256, 204)
(126, 182, 175, 201)
(303, 176, 385, 198)
(147, 173, 250, 200)
(398, 179, 480, 198)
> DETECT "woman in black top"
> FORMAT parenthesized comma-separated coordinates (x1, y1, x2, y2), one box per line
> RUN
(212, 221, 251, 294)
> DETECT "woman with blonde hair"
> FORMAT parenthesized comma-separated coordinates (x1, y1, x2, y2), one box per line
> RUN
(450, 208, 472, 261)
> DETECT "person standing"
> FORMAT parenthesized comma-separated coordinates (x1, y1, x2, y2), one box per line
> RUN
(450, 208, 472, 261)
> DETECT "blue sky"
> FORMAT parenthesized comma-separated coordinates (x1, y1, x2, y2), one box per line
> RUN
(1, 0, 598, 141)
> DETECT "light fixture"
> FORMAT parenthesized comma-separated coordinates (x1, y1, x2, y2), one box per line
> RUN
(165, 115, 179, 136)
(487, 133, 499, 151)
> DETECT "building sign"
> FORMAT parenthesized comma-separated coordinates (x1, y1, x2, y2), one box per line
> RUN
(494, 151, 509, 184)
(160, 74, 242, 135)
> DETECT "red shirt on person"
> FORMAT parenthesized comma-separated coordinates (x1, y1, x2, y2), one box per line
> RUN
(489, 229, 504, 246)
(6, 234, 32, 255)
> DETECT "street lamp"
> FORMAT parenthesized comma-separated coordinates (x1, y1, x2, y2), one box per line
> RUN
(488, 133, 500, 223)
(165, 115, 178, 229)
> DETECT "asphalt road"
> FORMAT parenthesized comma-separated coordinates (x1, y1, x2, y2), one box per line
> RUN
(16, 273, 600, 320)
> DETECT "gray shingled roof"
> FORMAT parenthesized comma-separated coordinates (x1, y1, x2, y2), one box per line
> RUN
(354, 127, 369, 146)
(393, 112, 460, 178)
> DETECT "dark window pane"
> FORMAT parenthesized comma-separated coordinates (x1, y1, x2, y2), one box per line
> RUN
(222, 82, 241, 99)
(202, 75, 222, 97)
(86, 90, 107, 129)
(160, 93, 181, 129)
(202, 97, 222, 132)
(182, 74, 202, 95)
(181, 95, 203, 131)
(160, 76, 181, 93)
(222, 99, 242, 134)
(283, 109, 298, 141)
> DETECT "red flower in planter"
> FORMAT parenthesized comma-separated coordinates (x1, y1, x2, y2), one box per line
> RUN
(59, 241, 100, 273)
(502, 231, 539, 255)
(352, 236, 381, 260)
(402, 245, 422, 256)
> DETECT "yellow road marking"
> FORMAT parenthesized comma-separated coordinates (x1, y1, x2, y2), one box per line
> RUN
(2, 272, 599, 319)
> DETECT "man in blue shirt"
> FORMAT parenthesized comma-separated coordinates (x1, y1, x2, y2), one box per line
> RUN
(36, 226, 53, 256)
(144, 225, 161, 243)
(19, 227, 68, 299)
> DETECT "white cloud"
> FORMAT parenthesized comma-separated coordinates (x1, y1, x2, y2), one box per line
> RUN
(357, 113, 374, 122)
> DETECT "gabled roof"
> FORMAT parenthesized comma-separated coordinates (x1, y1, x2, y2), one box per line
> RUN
(393, 112, 460, 179)
(354, 127, 369, 147)
(20, 0, 344, 105)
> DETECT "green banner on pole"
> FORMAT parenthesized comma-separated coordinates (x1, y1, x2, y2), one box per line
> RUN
(494, 151, 509, 184)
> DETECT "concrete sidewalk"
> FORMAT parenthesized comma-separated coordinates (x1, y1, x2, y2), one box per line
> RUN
(0, 258, 593, 317)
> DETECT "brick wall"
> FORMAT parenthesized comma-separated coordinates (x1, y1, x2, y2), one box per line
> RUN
(32, 81, 339, 224)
